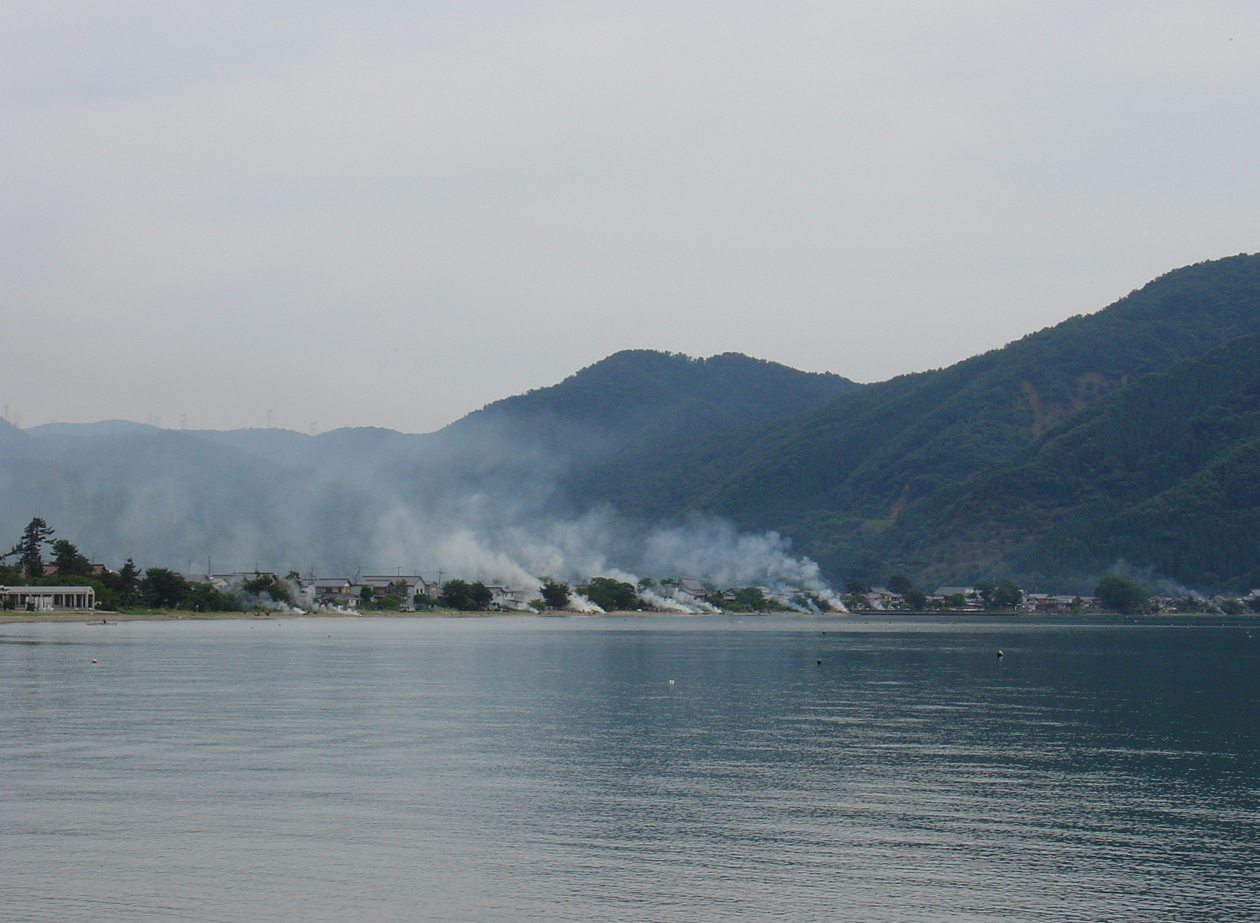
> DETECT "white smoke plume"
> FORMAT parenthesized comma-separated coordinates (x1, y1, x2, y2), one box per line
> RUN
(566, 593, 603, 614)
(642, 515, 833, 592)
(367, 506, 841, 609)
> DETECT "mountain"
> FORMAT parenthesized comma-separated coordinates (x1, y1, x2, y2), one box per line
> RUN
(567, 254, 1260, 589)
(433, 350, 860, 480)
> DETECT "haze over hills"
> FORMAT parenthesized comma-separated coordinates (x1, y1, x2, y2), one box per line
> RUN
(5, 254, 1259, 593)
(3, 353, 856, 587)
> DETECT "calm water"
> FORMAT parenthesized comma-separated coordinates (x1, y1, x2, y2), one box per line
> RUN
(1, 614, 1258, 922)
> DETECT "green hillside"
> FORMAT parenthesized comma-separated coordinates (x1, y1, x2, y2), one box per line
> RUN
(568, 254, 1260, 588)
(878, 334, 1260, 590)
(446, 349, 860, 458)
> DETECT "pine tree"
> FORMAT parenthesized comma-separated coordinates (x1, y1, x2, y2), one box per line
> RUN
(5, 518, 55, 580)
(51, 539, 91, 577)
(116, 558, 141, 607)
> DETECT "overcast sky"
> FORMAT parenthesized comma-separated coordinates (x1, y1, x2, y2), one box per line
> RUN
(3, 1, 1257, 434)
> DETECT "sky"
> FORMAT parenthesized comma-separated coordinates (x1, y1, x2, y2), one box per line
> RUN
(3, 1, 1258, 434)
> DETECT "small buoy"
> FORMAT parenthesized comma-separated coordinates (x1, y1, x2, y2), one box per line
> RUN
(996, 650, 1004, 658)
(817, 659, 822, 665)
(91, 659, 97, 664)
(668, 680, 675, 685)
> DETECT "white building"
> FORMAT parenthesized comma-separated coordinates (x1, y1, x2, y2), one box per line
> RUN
(2, 586, 96, 611)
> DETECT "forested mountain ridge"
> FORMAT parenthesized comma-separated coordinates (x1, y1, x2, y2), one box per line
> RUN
(443, 350, 860, 459)
(567, 254, 1260, 588)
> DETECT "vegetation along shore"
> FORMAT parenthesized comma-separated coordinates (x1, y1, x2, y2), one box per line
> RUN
(3, 516, 1254, 620)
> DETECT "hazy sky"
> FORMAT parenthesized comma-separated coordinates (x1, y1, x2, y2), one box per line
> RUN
(3, 1, 1257, 434)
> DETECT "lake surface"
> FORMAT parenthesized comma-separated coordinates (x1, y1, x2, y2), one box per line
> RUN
(1, 614, 1258, 922)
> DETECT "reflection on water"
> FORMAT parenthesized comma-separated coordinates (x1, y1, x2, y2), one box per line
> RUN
(1, 615, 1258, 922)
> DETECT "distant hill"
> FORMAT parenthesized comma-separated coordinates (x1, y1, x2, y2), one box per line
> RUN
(27, 420, 163, 437)
(567, 254, 1260, 590)
(443, 350, 860, 459)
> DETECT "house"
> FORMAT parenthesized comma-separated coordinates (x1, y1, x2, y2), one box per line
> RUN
(359, 575, 434, 611)
(677, 579, 708, 601)
(41, 563, 108, 577)
(931, 586, 981, 607)
(308, 577, 357, 608)
(1026, 594, 1084, 612)
(865, 586, 904, 610)
(1, 585, 96, 612)
(485, 584, 534, 611)
(210, 572, 283, 594)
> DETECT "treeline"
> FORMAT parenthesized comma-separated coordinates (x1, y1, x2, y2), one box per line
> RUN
(434, 576, 835, 613)
(435, 576, 653, 612)
(1, 517, 242, 612)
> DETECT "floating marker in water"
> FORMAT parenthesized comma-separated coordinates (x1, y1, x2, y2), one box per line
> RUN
(996, 650, 1004, 658)
(91, 659, 97, 664)
(668, 680, 675, 685)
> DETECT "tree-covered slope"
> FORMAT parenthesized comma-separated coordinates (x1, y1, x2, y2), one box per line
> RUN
(875, 334, 1260, 589)
(568, 254, 1260, 584)
(1085, 437, 1260, 591)
(445, 349, 860, 457)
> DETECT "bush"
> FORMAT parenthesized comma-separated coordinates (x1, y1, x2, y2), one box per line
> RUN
(540, 578, 570, 609)
(583, 577, 642, 611)
(140, 568, 241, 611)
(243, 573, 293, 604)
(1096, 573, 1149, 614)
(439, 579, 492, 611)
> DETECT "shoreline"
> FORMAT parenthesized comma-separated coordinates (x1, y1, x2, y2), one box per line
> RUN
(0, 609, 724, 624)
(0, 608, 1243, 625)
